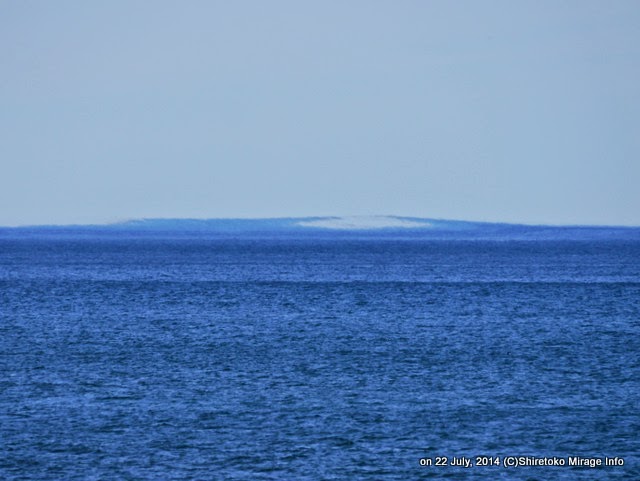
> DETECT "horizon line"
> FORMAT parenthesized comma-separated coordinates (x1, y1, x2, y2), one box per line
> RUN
(1, 215, 639, 230)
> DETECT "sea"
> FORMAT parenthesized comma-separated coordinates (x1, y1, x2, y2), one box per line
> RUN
(1, 227, 639, 479)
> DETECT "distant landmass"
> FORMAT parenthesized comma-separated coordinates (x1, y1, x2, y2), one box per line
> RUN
(1, 216, 639, 240)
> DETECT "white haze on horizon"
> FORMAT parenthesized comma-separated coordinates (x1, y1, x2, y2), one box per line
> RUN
(297, 216, 431, 230)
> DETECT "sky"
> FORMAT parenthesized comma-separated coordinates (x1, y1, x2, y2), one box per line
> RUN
(1, 0, 639, 226)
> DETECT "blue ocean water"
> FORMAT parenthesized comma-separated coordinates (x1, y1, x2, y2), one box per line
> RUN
(1, 237, 639, 480)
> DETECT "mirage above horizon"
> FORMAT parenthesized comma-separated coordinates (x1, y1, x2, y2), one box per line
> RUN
(1, 216, 639, 241)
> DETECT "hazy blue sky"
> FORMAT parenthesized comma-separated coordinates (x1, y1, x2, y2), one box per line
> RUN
(2, 1, 639, 226)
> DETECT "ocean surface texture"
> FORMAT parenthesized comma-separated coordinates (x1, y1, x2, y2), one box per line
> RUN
(1, 235, 639, 480)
